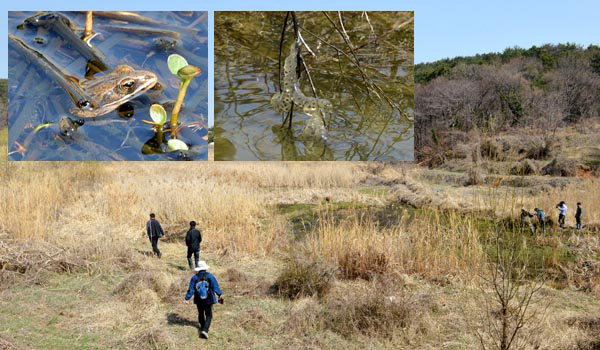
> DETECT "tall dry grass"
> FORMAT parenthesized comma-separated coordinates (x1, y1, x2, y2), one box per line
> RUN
(183, 161, 363, 188)
(523, 179, 600, 226)
(0, 162, 108, 240)
(0, 159, 369, 257)
(307, 208, 485, 281)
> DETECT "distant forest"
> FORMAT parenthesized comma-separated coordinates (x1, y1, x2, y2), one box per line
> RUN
(415, 43, 600, 161)
(0, 79, 6, 128)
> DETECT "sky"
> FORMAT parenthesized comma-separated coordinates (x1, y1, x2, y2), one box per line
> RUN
(3, 0, 600, 124)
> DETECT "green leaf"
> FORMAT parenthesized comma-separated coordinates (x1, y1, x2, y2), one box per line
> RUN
(149, 104, 167, 125)
(167, 139, 189, 152)
(168, 54, 188, 76)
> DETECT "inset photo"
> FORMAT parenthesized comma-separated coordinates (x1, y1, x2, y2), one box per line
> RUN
(8, 11, 208, 161)
(214, 11, 414, 161)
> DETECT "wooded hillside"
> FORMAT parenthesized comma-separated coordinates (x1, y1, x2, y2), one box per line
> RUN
(415, 44, 600, 161)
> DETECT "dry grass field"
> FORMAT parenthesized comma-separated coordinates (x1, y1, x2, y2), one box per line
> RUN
(1, 128, 600, 350)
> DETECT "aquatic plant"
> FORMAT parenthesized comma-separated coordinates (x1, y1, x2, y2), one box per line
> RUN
(167, 53, 201, 138)
(167, 138, 189, 152)
(142, 104, 167, 142)
(141, 54, 201, 154)
(142, 104, 189, 154)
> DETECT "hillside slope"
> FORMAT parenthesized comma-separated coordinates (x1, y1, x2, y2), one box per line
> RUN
(414, 44, 600, 173)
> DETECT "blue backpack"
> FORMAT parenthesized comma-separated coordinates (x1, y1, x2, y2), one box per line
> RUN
(195, 272, 210, 301)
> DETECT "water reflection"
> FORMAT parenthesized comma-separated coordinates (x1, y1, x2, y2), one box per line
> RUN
(215, 11, 414, 161)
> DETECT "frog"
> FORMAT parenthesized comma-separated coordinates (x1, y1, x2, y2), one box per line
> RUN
(71, 65, 158, 117)
(270, 41, 332, 141)
(300, 93, 332, 141)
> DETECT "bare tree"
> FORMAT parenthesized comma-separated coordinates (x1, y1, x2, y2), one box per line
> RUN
(475, 229, 546, 350)
(551, 57, 600, 123)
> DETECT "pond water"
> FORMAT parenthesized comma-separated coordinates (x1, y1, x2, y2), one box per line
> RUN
(8, 11, 208, 161)
(214, 11, 414, 161)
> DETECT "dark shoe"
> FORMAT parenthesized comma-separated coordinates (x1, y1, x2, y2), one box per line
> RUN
(200, 331, 208, 339)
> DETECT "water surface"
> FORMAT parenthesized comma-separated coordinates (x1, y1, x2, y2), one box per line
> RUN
(8, 11, 208, 161)
(215, 11, 414, 161)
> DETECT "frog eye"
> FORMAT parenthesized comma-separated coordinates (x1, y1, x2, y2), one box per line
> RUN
(79, 100, 93, 110)
(120, 79, 136, 91)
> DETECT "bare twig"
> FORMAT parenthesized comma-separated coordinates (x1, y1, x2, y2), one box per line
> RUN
(344, 16, 414, 54)
(320, 12, 403, 113)
(300, 56, 317, 98)
(277, 12, 290, 92)
(297, 31, 315, 57)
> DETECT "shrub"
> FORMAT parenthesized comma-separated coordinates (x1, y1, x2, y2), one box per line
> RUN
(113, 270, 171, 302)
(272, 252, 336, 299)
(126, 323, 172, 350)
(524, 137, 555, 160)
(510, 159, 538, 175)
(541, 157, 579, 177)
(338, 248, 389, 280)
(481, 139, 502, 160)
(321, 281, 436, 338)
(466, 166, 484, 185)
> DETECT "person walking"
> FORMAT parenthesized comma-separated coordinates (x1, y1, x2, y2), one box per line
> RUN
(534, 208, 545, 234)
(146, 213, 164, 258)
(556, 201, 567, 228)
(184, 261, 223, 339)
(575, 202, 583, 231)
(185, 221, 202, 270)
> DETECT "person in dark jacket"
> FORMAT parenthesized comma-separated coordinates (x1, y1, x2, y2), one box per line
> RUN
(146, 213, 164, 258)
(184, 261, 223, 339)
(575, 202, 583, 231)
(185, 221, 202, 270)
(520, 208, 535, 234)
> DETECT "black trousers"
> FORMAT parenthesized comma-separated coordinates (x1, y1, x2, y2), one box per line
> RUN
(196, 303, 213, 333)
(558, 214, 565, 227)
(187, 248, 200, 270)
(150, 236, 161, 257)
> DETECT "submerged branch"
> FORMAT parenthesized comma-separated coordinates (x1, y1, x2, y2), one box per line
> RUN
(277, 11, 290, 92)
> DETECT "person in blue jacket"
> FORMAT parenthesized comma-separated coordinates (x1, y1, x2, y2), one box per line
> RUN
(534, 208, 545, 233)
(184, 261, 223, 339)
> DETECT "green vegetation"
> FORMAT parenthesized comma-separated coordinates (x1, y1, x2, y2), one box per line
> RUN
(415, 43, 600, 84)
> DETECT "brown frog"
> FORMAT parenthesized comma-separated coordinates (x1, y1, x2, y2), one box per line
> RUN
(71, 65, 158, 117)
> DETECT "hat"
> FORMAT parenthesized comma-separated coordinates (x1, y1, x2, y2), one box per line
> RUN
(194, 261, 210, 271)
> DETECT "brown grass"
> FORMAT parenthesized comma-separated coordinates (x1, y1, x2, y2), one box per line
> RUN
(320, 278, 436, 340)
(113, 269, 172, 302)
(272, 251, 337, 299)
(542, 157, 580, 177)
(307, 209, 484, 282)
(2, 129, 600, 349)
(510, 159, 538, 175)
